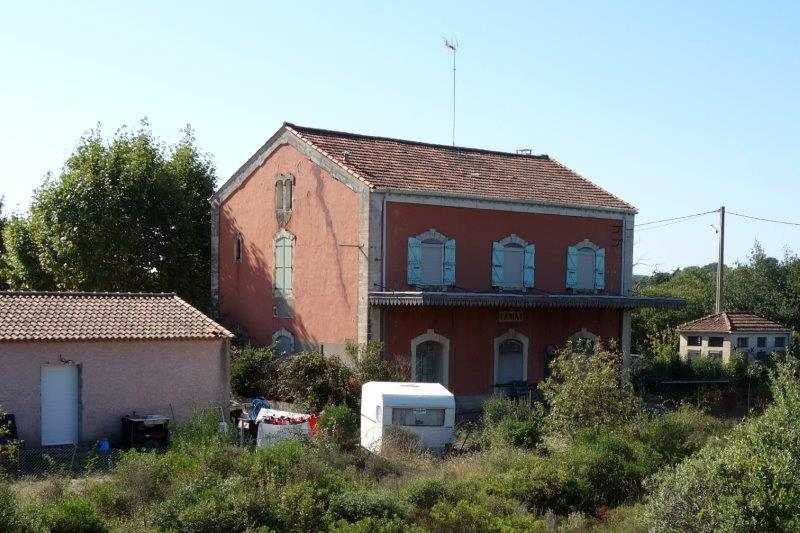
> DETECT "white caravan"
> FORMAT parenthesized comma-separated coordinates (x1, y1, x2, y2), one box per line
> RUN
(360, 381, 456, 453)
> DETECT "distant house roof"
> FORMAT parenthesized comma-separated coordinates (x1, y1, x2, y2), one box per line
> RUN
(677, 312, 789, 333)
(281, 123, 635, 213)
(0, 292, 233, 342)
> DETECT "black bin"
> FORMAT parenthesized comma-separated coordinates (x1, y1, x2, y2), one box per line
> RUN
(121, 414, 170, 449)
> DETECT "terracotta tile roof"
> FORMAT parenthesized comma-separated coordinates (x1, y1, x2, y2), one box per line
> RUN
(678, 312, 789, 333)
(0, 292, 233, 342)
(285, 123, 636, 213)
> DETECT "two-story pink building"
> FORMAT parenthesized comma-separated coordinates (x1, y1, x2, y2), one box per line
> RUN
(212, 123, 680, 408)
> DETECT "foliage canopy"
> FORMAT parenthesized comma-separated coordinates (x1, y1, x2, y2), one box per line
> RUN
(1, 122, 215, 309)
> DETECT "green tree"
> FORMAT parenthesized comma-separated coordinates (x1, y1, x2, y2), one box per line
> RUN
(1, 122, 215, 309)
(633, 244, 800, 359)
(632, 265, 715, 355)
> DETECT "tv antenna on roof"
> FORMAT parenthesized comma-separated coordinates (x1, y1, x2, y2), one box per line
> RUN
(443, 37, 458, 146)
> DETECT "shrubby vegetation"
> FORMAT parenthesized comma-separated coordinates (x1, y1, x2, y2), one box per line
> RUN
(645, 358, 800, 531)
(3, 341, 757, 532)
(230, 340, 408, 413)
(1, 340, 795, 531)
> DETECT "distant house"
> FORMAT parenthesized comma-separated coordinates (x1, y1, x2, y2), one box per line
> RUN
(212, 123, 681, 410)
(0, 292, 232, 447)
(677, 312, 791, 364)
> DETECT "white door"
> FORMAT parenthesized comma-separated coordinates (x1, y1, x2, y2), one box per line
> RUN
(41, 365, 79, 446)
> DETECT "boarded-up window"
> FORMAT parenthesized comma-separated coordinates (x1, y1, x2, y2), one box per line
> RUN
(503, 246, 524, 288)
(497, 339, 524, 384)
(577, 247, 596, 291)
(421, 242, 444, 285)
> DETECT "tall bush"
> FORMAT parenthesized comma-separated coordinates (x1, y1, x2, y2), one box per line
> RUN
(278, 351, 358, 411)
(230, 344, 276, 399)
(540, 340, 639, 437)
(347, 340, 408, 384)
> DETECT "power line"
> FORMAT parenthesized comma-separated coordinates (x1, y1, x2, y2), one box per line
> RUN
(728, 210, 800, 227)
(635, 209, 719, 227)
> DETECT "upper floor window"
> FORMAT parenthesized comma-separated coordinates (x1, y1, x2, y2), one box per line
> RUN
(275, 174, 294, 226)
(775, 336, 786, 349)
(274, 230, 294, 298)
(688, 336, 702, 347)
(407, 229, 456, 288)
(234, 232, 243, 263)
(491, 234, 535, 290)
(566, 239, 605, 292)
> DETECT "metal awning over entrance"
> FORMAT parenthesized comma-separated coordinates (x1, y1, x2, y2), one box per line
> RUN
(369, 291, 684, 310)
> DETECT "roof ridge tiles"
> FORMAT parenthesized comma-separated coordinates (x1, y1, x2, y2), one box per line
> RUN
(286, 122, 553, 160)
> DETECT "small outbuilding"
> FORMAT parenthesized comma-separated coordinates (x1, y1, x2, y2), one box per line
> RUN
(0, 291, 233, 447)
(677, 312, 791, 364)
(360, 381, 455, 453)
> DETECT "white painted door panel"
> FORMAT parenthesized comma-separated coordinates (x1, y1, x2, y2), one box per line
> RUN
(41, 365, 79, 445)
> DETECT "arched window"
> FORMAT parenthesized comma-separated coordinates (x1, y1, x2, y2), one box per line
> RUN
(493, 330, 530, 388)
(570, 328, 599, 354)
(272, 328, 295, 357)
(407, 229, 456, 288)
(274, 230, 294, 298)
(491, 234, 535, 290)
(566, 239, 605, 292)
(410, 330, 450, 386)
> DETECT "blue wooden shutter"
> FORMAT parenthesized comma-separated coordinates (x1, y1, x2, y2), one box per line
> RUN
(566, 246, 578, 289)
(491, 242, 504, 286)
(523, 244, 535, 288)
(407, 237, 422, 286)
(443, 238, 456, 286)
(594, 248, 605, 290)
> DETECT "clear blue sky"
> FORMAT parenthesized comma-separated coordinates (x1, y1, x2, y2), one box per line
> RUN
(1, 2, 798, 274)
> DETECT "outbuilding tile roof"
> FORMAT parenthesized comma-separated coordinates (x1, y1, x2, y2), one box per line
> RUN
(0, 292, 233, 342)
(286, 123, 635, 213)
(678, 312, 789, 333)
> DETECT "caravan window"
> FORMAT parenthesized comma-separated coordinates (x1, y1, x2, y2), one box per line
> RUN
(391, 408, 445, 427)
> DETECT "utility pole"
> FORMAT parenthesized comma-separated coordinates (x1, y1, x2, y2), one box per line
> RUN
(715, 206, 725, 313)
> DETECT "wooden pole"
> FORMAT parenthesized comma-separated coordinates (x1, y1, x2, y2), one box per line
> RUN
(715, 206, 725, 313)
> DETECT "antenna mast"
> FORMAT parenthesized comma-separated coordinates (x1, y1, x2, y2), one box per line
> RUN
(444, 38, 458, 146)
